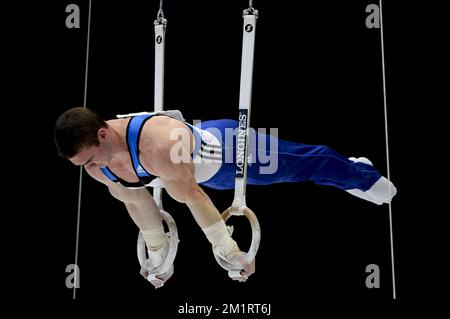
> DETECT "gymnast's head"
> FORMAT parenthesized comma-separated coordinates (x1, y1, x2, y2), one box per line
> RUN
(54, 107, 111, 168)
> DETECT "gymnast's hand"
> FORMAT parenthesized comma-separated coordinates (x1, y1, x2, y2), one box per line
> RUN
(139, 243, 174, 288)
(226, 250, 256, 282)
(140, 263, 174, 288)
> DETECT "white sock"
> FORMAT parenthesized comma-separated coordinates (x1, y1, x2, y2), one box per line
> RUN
(346, 157, 397, 204)
(365, 176, 397, 204)
(346, 176, 397, 205)
(349, 156, 373, 166)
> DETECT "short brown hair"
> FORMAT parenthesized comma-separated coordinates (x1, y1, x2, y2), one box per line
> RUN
(54, 107, 107, 158)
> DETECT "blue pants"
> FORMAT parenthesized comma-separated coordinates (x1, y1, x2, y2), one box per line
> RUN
(197, 119, 381, 192)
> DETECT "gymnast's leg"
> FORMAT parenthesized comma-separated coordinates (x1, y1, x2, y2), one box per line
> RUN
(198, 119, 396, 204)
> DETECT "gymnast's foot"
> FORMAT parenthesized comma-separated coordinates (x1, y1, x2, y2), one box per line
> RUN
(346, 157, 397, 205)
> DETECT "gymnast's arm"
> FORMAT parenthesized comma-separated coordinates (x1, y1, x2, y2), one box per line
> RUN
(83, 166, 163, 230)
(84, 166, 171, 286)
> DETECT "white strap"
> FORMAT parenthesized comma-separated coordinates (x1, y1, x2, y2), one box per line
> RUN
(116, 109, 185, 121)
(154, 23, 165, 112)
(234, 14, 257, 199)
(239, 15, 256, 113)
(211, 10, 261, 282)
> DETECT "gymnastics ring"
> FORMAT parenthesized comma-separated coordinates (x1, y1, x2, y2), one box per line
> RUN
(213, 205, 261, 281)
(137, 209, 179, 287)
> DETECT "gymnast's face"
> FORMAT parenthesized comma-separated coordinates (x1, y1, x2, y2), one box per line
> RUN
(69, 128, 112, 169)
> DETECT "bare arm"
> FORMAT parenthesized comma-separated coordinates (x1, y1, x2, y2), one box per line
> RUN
(84, 166, 162, 230)
(84, 166, 171, 286)
(161, 161, 223, 228)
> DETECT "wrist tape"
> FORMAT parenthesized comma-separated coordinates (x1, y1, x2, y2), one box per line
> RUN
(202, 220, 239, 259)
(141, 225, 167, 251)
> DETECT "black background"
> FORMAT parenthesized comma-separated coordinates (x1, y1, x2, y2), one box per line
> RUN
(6, 0, 436, 312)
